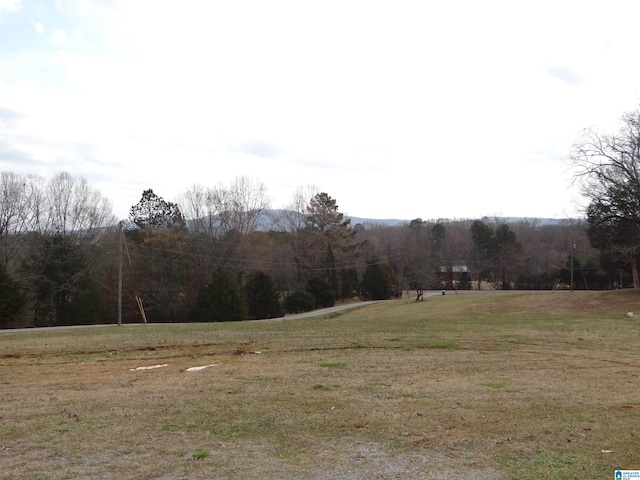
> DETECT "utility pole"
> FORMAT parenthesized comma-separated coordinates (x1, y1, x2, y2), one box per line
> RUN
(118, 221, 123, 325)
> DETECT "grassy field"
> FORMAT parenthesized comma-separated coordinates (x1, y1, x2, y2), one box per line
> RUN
(1, 290, 639, 479)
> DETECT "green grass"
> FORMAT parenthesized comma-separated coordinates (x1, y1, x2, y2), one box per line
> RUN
(501, 450, 604, 480)
(430, 340, 460, 350)
(192, 449, 209, 460)
(1, 290, 639, 478)
(481, 381, 505, 388)
(319, 362, 346, 369)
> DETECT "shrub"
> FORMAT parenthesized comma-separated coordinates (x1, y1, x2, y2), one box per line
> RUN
(284, 290, 315, 313)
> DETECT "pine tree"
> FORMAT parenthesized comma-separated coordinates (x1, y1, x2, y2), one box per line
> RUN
(192, 267, 247, 322)
(244, 270, 284, 319)
(129, 189, 186, 230)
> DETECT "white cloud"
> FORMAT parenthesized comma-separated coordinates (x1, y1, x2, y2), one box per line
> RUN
(546, 66, 583, 87)
(2, 1, 640, 220)
(0, 0, 21, 13)
(50, 29, 68, 46)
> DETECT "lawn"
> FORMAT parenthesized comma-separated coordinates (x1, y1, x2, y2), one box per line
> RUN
(1, 290, 639, 479)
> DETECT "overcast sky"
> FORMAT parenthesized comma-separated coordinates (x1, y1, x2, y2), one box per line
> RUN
(1, 0, 639, 222)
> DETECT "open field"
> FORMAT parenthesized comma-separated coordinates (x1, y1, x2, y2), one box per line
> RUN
(1, 290, 639, 479)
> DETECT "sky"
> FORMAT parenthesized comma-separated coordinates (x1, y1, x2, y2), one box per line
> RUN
(2, 0, 640, 222)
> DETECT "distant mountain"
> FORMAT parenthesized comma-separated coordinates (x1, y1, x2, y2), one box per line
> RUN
(254, 211, 411, 230)
(178, 211, 581, 232)
(346, 216, 408, 227)
(345, 215, 579, 228)
(254, 212, 581, 230)
(479, 217, 581, 226)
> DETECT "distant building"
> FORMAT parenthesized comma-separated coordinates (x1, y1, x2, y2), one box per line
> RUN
(439, 264, 470, 274)
(439, 261, 471, 290)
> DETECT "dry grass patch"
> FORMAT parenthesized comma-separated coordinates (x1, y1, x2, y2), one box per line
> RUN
(1, 290, 639, 479)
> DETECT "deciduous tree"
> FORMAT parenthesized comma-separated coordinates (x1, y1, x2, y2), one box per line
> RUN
(17, 173, 115, 326)
(404, 218, 436, 300)
(178, 177, 270, 278)
(571, 107, 640, 288)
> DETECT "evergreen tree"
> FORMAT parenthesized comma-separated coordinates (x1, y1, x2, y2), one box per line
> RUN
(0, 263, 25, 327)
(339, 267, 359, 300)
(493, 223, 522, 289)
(301, 192, 357, 291)
(126, 189, 189, 321)
(192, 267, 247, 322)
(305, 275, 335, 308)
(430, 223, 446, 260)
(471, 221, 521, 289)
(360, 262, 398, 300)
(244, 270, 284, 319)
(26, 235, 102, 326)
(129, 189, 186, 230)
(284, 289, 315, 313)
(471, 220, 495, 289)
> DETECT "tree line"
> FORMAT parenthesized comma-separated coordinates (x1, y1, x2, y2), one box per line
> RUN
(3, 105, 640, 327)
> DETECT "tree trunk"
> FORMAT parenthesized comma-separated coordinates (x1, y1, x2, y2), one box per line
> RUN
(631, 254, 640, 289)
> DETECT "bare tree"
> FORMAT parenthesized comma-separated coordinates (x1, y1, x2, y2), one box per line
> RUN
(570, 107, 640, 288)
(0, 172, 117, 325)
(46, 172, 116, 237)
(221, 176, 270, 236)
(178, 176, 270, 274)
(402, 219, 436, 300)
(267, 185, 318, 288)
(179, 183, 222, 241)
(269, 185, 317, 233)
(0, 172, 30, 269)
(0, 172, 25, 237)
(22, 174, 48, 234)
(180, 177, 270, 238)
(1, 172, 115, 264)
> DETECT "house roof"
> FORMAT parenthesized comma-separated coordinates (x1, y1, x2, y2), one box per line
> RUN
(439, 264, 470, 273)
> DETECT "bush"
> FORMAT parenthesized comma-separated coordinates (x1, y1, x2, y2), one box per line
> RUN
(191, 267, 247, 322)
(284, 290, 316, 313)
(244, 270, 284, 319)
(305, 275, 335, 308)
